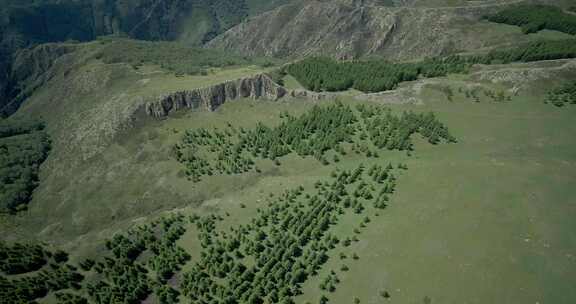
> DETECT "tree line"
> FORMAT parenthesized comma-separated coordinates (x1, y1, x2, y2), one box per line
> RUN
(285, 39, 576, 94)
(465, 39, 576, 65)
(286, 57, 468, 93)
(485, 5, 576, 35)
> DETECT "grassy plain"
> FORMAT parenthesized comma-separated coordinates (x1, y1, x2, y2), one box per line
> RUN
(164, 77, 576, 303)
(295, 86, 576, 304)
(3, 37, 576, 304)
(14, 63, 575, 303)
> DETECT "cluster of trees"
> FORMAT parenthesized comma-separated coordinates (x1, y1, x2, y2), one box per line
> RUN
(0, 242, 83, 304)
(154, 285, 180, 304)
(174, 127, 258, 182)
(2, 102, 455, 303)
(485, 5, 576, 35)
(175, 102, 359, 182)
(356, 104, 456, 150)
(433, 85, 510, 104)
(86, 214, 190, 304)
(54, 292, 89, 304)
(148, 225, 190, 282)
(241, 102, 357, 161)
(545, 81, 576, 107)
(0, 214, 189, 304)
(469, 39, 576, 64)
(180, 163, 400, 304)
(319, 271, 340, 292)
(0, 119, 51, 213)
(0, 241, 47, 274)
(87, 258, 151, 304)
(176, 103, 456, 183)
(286, 57, 468, 93)
(457, 87, 511, 103)
(286, 39, 576, 94)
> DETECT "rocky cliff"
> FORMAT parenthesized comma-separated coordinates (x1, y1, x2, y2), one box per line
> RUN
(145, 74, 287, 118)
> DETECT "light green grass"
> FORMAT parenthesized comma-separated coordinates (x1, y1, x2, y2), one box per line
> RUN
(282, 74, 305, 90)
(144, 82, 576, 304)
(131, 65, 269, 96)
(294, 85, 576, 304)
(169, 77, 575, 304)
(15, 67, 576, 303)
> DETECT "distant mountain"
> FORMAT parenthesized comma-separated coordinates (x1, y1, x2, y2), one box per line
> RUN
(0, 0, 285, 47)
(1, 0, 572, 116)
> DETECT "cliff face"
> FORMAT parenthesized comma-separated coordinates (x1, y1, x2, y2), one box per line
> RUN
(145, 74, 288, 118)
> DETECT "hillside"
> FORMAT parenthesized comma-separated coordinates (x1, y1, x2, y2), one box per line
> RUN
(208, 0, 573, 59)
(0, 0, 287, 46)
(3, 51, 576, 304)
(0, 0, 289, 116)
(1, 1, 576, 304)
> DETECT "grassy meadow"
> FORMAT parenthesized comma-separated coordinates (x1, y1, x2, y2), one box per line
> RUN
(2, 38, 576, 304)
(98, 73, 575, 304)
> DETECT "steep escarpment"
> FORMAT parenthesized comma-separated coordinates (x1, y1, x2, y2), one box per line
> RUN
(207, 0, 538, 60)
(145, 74, 287, 117)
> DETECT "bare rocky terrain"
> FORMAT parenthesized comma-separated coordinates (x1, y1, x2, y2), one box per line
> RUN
(208, 0, 547, 59)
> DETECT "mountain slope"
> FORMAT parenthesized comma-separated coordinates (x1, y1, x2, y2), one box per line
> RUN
(207, 0, 573, 60)
(0, 0, 290, 116)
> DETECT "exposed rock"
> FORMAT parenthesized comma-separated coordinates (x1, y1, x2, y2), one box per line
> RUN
(288, 89, 339, 101)
(145, 74, 287, 117)
(0, 0, 288, 117)
(471, 59, 576, 91)
(207, 0, 533, 60)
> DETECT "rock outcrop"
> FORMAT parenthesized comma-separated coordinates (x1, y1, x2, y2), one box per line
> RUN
(288, 89, 339, 101)
(145, 74, 287, 117)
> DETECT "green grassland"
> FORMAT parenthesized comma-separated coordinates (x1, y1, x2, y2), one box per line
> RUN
(168, 69, 576, 304)
(296, 84, 576, 304)
(7, 64, 574, 303)
(204, 87, 575, 304)
(2, 20, 576, 304)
